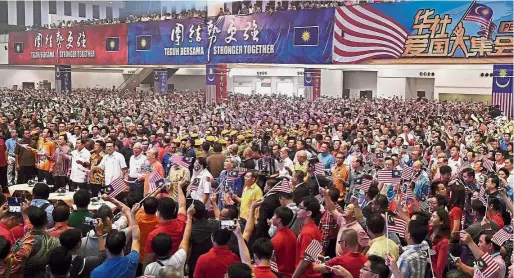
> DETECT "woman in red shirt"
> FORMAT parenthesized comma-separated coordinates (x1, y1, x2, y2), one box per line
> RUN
(448, 184, 465, 233)
(429, 209, 451, 278)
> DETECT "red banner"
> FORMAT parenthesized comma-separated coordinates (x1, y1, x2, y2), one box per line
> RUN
(9, 24, 128, 65)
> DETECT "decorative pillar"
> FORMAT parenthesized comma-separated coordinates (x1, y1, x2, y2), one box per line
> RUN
(55, 65, 72, 93)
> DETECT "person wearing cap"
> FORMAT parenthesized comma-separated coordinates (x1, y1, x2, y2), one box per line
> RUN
(236, 135, 247, 156)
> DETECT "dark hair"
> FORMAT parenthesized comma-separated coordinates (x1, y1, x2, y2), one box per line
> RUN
(126, 191, 143, 208)
(252, 238, 274, 260)
(28, 206, 48, 228)
(212, 143, 222, 152)
(375, 194, 389, 213)
(0, 236, 11, 259)
(48, 247, 72, 276)
(408, 220, 428, 244)
(367, 185, 379, 200)
(227, 263, 253, 278)
(52, 204, 70, 222)
(211, 227, 232, 246)
(59, 228, 82, 251)
(328, 187, 340, 202)
(277, 192, 294, 200)
(158, 198, 177, 220)
(143, 197, 159, 214)
(33, 183, 50, 199)
(73, 189, 91, 208)
(439, 166, 452, 175)
(0, 194, 5, 207)
(201, 142, 211, 152)
(151, 233, 173, 257)
(471, 199, 486, 218)
(480, 230, 501, 252)
(222, 205, 239, 219)
(367, 213, 385, 235)
(434, 194, 448, 209)
(368, 255, 391, 278)
(449, 184, 465, 209)
(274, 206, 293, 227)
(411, 211, 431, 225)
(192, 200, 206, 219)
(498, 167, 510, 178)
(106, 230, 127, 255)
(294, 170, 305, 182)
(301, 196, 321, 219)
(488, 175, 500, 189)
(430, 181, 444, 195)
(488, 197, 502, 211)
(432, 209, 451, 244)
(95, 205, 114, 222)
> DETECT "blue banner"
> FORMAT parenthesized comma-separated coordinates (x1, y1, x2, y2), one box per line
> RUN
(153, 69, 168, 94)
(128, 9, 334, 65)
(332, 1, 513, 64)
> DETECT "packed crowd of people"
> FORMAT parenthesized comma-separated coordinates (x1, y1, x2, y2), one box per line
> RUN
(0, 88, 512, 278)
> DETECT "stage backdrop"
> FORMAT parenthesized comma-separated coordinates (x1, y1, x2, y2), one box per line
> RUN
(128, 8, 334, 65)
(332, 1, 513, 64)
(9, 24, 128, 65)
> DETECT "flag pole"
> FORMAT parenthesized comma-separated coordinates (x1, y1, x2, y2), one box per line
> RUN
(385, 212, 390, 256)
(451, 0, 476, 36)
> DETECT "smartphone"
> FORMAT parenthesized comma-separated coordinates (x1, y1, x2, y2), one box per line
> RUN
(448, 254, 458, 264)
(7, 197, 22, 213)
(220, 220, 236, 230)
(83, 217, 98, 226)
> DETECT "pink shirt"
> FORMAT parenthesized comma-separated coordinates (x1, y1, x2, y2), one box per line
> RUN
(335, 216, 370, 256)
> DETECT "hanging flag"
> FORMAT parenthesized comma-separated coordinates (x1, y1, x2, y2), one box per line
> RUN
(354, 177, 372, 191)
(304, 240, 323, 264)
(492, 64, 513, 117)
(386, 213, 407, 237)
(377, 169, 402, 184)
(148, 171, 164, 193)
(102, 177, 127, 198)
(491, 225, 513, 246)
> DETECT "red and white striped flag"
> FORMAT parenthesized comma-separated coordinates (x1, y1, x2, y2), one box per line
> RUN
(354, 177, 372, 191)
(170, 156, 192, 168)
(304, 240, 323, 264)
(474, 252, 500, 277)
(102, 177, 127, 198)
(270, 251, 279, 272)
(479, 185, 488, 207)
(332, 5, 409, 64)
(377, 169, 402, 184)
(491, 225, 513, 246)
(148, 171, 164, 193)
(186, 178, 199, 196)
(405, 184, 415, 201)
(482, 159, 495, 172)
(311, 162, 325, 176)
(227, 167, 248, 182)
(401, 167, 415, 181)
(386, 213, 407, 238)
(266, 178, 293, 196)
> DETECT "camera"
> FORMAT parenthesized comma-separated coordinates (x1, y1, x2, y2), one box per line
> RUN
(220, 220, 236, 230)
(83, 217, 98, 226)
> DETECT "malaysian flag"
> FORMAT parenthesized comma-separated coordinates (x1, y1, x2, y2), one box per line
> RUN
(482, 158, 495, 172)
(270, 251, 279, 272)
(267, 178, 293, 195)
(227, 167, 248, 182)
(377, 169, 402, 184)
(479, 185, 488, 207)
(186, 178, 200, 195)
(404, 184, 415, 201)
(102, 177, 127, 198)
(463, 2, 497, 39)
(386, 213, 407, 237)
(206, 65, 217, 104)
(491, 225, 513, 246)
(304, 240, 323, 264)
(401, 167, 415, 181)
(492, 64, 513, 117)
(148, 171, 164, 193)
(354, 177, 372, 191)
(170, 156, 193, 168)
(310, 162, 325, 176)
(474, 252, 500, 277)
(332, 5, 409, 64)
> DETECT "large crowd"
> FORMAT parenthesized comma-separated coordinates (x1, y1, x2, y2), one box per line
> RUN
(0, 88, 512, 278)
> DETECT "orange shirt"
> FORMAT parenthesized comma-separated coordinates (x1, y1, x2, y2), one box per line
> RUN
(144, 161, 165, 195)
(37, 140, 56, 171)
(332, 165, 350, 199)
(136, 209, 159, 263)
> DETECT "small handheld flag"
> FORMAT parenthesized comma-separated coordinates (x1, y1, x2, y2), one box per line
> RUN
(186, 178, 200, 195)
(474, 252, 500, 277)
(148, 171, 164, 193)
(354, 178, 372, 191)
(377, 169, 402, 184)
(401, 167, 415, 181)
(304, 240, 323, 263)
(102, 177, 127, 198)
(491, 225, 513, 246)
(386, 213, 407, 238)
(170, 156, 193, 168)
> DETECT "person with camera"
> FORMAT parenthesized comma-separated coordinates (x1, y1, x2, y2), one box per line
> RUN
(255, 146, 279, 189)
(58, 221, 107, 277)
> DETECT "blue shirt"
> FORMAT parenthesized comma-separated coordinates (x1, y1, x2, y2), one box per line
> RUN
(31, 199, 54, 228)
(92, 250, 139, 278)
(318, 152, 336, 169)
(5, 138, 16, 157)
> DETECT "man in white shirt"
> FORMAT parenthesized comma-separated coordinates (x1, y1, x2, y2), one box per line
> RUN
(96, 142, 127, 186)
(190, 158, 213, 208)
(448, 146, 462, 173)
(278, 147, 294, 177)
(128, 142, 146, 193)
(69, 138, 91, 191)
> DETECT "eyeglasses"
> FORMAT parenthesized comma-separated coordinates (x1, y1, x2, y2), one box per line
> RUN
(360, 267, 377, 275)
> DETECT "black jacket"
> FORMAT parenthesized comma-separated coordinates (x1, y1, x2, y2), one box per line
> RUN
(256, 193, 281, 238)
(293, 182, 310, 205)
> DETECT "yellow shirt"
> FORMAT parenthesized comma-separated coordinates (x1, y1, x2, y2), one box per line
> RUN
(239, 183, 263, 220)
(367, 235, 399, 259)
(293, 162, 307, 174)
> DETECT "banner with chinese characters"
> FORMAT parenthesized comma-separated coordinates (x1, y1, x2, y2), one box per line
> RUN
(153, 69, 168, 94)
(128, 8, 334, 65)
(55, 65, 71, 93)
(9, 24, 128, 65)
(332, 1, 513, 64)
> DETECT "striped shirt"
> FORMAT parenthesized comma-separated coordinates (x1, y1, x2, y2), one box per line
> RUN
(397, 243, 429, 278)
(53, 145, 71, 177)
